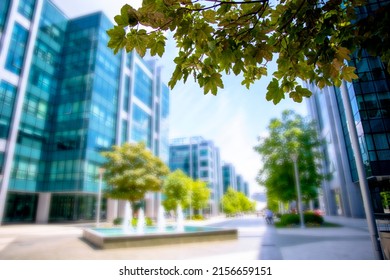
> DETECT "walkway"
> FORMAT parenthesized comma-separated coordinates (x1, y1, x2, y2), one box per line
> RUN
(0, 215, 381, 260)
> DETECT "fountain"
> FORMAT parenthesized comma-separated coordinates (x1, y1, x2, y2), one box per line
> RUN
(122, 201, 133, 233)
(136, 208, 145, 234)
(157, 205, 166, 232)
(83, 203, 238, 249)
(176, 204, 184, 232)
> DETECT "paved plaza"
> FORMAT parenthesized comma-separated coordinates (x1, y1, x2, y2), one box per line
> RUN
(0, 215, 379, 260)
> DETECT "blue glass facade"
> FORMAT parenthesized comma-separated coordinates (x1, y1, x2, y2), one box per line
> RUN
(131, 104, 152, 148)
(134, 64, 153, 108)
(18, 0, 36, 20)
(5, 23, 29, 75)
(0, 0, 169, 223)
(169, 137, 223, 215)
(0, 81, 16, 139)
(0, 0, 10, 32)
(306, 0, 390, 217)
(222, 163, 236, 193)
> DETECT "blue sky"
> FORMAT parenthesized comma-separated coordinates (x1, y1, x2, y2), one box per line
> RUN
(53, 0, 308, 194)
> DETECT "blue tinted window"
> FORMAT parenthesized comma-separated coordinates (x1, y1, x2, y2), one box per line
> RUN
(126, 52, 132, 69)
(123, 76, 130, 112)
(0, 81, 17, 138)
(0, 0, 10, 31)
(131, 104, 151, 148)
(162, 84, 169, 118)
(6, 23, 29, 75)
(18, 0, 36, 19)
(134, 65, 153, 108)
(121, 120, 128, 144)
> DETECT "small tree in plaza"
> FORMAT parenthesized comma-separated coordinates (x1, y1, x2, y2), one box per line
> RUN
(237, 192, 256, 213)
(162, 169, 192, 212)
(101, 142, 170, 216)
(221, 187, 240, 216)
(254, 110, 327, 206)
(190, 179, 211, 215)
(221, 187, 254, 215)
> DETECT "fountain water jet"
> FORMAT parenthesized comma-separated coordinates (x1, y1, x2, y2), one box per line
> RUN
(122, 201, 132, 233)
(176, 204, 184, 232)
(136, 208, 145, 234)
(157, 205, 166, 232)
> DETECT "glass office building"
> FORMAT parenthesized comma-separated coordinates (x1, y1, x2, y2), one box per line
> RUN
(0, 0, 169, 223)
(306, 0, 390, 218)
(169, 136, 223, 215)
(222, 163, 237, 194)
(236, 175, 249, 197)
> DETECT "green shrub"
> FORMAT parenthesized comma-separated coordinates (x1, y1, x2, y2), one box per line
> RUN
(114, 217, 154, 227)
(113, 217, 123, 226)
(279, 213, 300, 226)
(304, 212, 324, 225)
(191, 214, 204, 220)
(131, 217, 154, 227)
(277, 212, 324, 227)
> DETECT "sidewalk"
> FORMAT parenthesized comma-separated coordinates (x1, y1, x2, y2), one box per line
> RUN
(0, 215, 383, 260)
(260, 215, 378, 260)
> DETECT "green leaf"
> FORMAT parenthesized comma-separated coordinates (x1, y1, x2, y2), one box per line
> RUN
(232, 59, 244, 75)
(203, 10, 216, 23)
(317, 77, 327, 89)
(126, 29, 150, 57)
(203, 73, 224, 95)
(335, 47, 351, 61)
(295, 85, 312, 97)
(107, 26, 127, 54)
(289, 91, 303, 103)
(149, 32, 166, 57)
(333, 77, 342, 87)
(341, 66, 358, 82)
(266, 78, 285, 105)
(168, 65, 184, 89)
(114, 4, 131, 27)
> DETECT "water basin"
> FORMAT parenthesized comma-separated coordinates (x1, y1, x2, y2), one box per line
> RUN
(82, 225, 238, 249)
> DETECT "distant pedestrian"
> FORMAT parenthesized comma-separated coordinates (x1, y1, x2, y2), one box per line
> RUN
(265, 208, 273, 225)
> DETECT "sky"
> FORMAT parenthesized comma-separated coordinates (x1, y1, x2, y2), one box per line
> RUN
(52, 0, 308, 195)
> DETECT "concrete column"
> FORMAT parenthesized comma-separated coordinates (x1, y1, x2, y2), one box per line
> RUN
(117, 200, 127, 218)
(106, 199, 118, 222)
(35, 193, 51, 224)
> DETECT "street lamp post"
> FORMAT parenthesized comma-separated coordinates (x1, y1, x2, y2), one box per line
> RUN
(291, 154, 305, 228)
(340, 81, 383, 259)
(96, 167, 104, 227)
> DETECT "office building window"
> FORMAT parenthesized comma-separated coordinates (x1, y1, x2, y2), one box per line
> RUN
(123, 76, 130, 112)
(121, 120, 128, 144)
(131, 104, 152, 148)
(134, 65, 153, 108)
(6, 23, 29, 75)
(0, 81, 17, 139)
(18, 0, 36, 20)
(0, 0, 10, 31)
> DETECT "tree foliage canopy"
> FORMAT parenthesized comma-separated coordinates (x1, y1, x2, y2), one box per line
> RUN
(254, 110, 327, 203)
(107, 0, 390, 104)
(162, 169, 192, 211)
(190, 179, 211, 211)
(101, 142, 170, 206)
(221, 187, 255, 214)
(162, 170, 211, 213)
